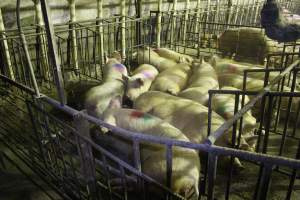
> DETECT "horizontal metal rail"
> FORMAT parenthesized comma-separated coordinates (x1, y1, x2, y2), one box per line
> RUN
(39, 93, 300, 170)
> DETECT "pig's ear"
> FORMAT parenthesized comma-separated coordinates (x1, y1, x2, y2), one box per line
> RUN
(112, 51, 122, 62)
(132, 77, 144, 88)
(108, 95, 122, 109)
(122, 74, 129, 83)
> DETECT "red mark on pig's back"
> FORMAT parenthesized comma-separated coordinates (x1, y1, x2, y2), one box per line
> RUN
(130, 111, 152, 121)
(228, 64, 238, 73)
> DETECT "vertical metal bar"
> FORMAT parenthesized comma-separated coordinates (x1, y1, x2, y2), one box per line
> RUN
(225, 94, 239, 200)
(0, 8, 15, 80)
(25, 100, 48, 168)
(119, 164, 128, 200)
(182, 0, 190, 54)
(101, 154, 113, 200)
(207, 91, 213, 138)
(256, 164, 273, 200)
(226, 0, 232, 27)
(286, 140, 300, 200)
(74, 115, 97, 200)
(133, 139, 142, 171)
(97, 0, 104, 71)
(121, 0, 126, 61)
(68, 0, 79, 74)
(157, 0, 163, 48)
(262, 95, 273, 154)
(16, 0, 41, 97)
(207, 152, 217, 200)
(33, 0, 49, 81)
(166, 144, 173, 199)
(40, 0, 66, 105)
(170, 0, 177, 49)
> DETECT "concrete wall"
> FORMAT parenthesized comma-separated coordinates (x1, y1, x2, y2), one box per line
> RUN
(0, 0, 201, 29)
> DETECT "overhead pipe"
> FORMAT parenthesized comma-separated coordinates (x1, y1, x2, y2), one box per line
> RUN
(0, 8, 15, 80)
(16, 0, 40, 97)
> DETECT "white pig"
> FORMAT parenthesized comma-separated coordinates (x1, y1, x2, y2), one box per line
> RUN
(150, 63, 191, 95)
(136, 48, 178, 72)
(134, 91, 253, 152)
(179, 58, 219, 105)
(123, 64, 159, 101)
(154, 48, 194, 64)
(92, 97, 200, 199)
(210, 86, 258, 149)
(84, 56, 128, 118)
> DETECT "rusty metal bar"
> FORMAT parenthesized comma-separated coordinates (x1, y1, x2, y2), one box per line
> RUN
(68, 0, 79, 73)
(207, 153, 217, 200)
(156, 0, 163, 48)
(0, 8, 15, 80)
(40, 0, 66, 105)
(16, 0, 40, 97)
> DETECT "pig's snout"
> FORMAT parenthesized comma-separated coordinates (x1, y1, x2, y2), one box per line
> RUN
(122, 95, 134, 108)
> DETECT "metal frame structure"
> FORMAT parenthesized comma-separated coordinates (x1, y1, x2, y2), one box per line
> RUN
(1, 0, 300, 199)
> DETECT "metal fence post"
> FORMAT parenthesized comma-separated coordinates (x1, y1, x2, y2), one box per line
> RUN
(67, 0, 79, 74)
(121, 0, 126, 61)
(97, 0, 104, 69)
(40, 0, 66, 105)
(0, 8, 15, 80)
(207, 152, 218, 200)
(74, 114, 98, 200)
(170, 0, 177, 49)
(156, 0, 163, 48)
(33, 0, 50, 81)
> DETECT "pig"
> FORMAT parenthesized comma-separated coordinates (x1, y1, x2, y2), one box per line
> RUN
(92, 97, 200, 199)
(210, 56, 280, 81)
(134, 91, 253, 152)
(84, 54, 128, 118)
(150, 63, 191, 95)
(123, 64, 159, 101)
(154, 48, 194, 64)
(210, 86, 258, 150)
(136, 48, 178, 72)
(178, 58, 219, 105)
(218, 27, 278, 64)
(102, 52, 128, 82)
(218, 73, 265, 91)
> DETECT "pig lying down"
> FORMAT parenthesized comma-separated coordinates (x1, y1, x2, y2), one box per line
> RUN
(136, 48, 178, 72)
(150, 62, 191, 95)
(134, 91, 254, 153)
(179, 57, 219, 105)
(92, 97, 200, 199)
(123, 64, 159, 101)
(154, 47, 194, 64)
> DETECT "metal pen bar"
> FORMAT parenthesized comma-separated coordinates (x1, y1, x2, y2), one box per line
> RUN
(0, 8, 15, 80)
(207, 60, 300, 145)
(16, 0, 40, 97)
(40, 0, 66, 105)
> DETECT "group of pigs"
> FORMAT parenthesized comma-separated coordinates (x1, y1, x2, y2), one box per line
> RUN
(80, 47, 298, 199)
